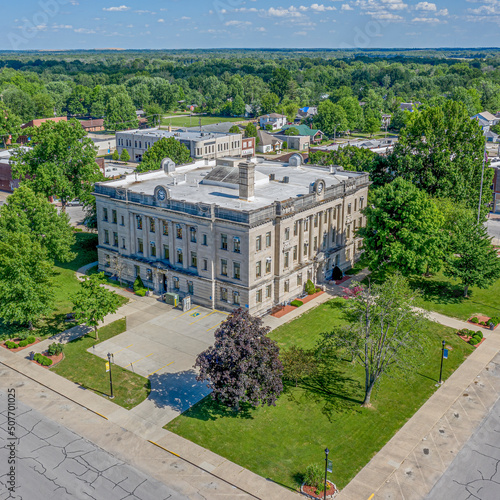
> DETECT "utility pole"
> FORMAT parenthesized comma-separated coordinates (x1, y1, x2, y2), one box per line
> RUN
(324, 448, 329, 500)
(107, 352, 114, 399)
(438, 340, 445, 385)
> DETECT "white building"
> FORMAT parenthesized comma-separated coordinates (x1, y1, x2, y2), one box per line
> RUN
(259, 113, 287, 131)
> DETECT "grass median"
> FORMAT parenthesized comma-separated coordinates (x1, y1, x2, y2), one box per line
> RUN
(51, 319, 150, 410)
(166, 298, 473, 491)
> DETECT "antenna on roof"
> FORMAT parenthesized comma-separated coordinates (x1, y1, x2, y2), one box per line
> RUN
(199, 118, 202, 133)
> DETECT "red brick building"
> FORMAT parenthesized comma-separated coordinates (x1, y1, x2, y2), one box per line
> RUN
(79, 118, 105, 132)
(18, 117, 68, 144)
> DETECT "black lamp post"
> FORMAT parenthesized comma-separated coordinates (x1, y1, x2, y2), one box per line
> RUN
(324, 448, 329, 500)
(107, 352, 114, 399)
(438, 340, 445, 385)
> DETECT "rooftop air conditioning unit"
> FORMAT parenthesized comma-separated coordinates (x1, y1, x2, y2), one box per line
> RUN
(270, 173, 275, 181)
(283, 176, 290, 183)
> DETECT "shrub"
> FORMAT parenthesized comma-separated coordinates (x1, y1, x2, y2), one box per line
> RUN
(305, 279, 316, 295)
(304, 464, 324, 492)
(34, 353, 53, 366)
(18, 332, 29, 341)
(135, 288, 147, 297)
(47, 343, 64, 357)
(291, 300, 303, 307)
(474, 331, 483, 340)
(481, 321, 488, 326)
(18, 340, 29, 347)
(470, 317, 479, 324)
(490, 317, 500, 326)
(27, 336, 36, 344)
(133, 276, 145, 292)
(469, 338, 479, 346)
(315, 287, 322, 293)
(5, 341, 17, 349)
(331, 266, 343, 281)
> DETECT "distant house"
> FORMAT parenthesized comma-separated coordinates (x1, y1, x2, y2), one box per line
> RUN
(271, 132, 310, 151)
(18, 116, 68, 144)
(136, 110, 145, 118)
(79, 118, 105, 132)
(257, 130, 283, 154)
(244, 105, 254, 118)
(279, 124, 324, 144)
(472, 112, 499, 141)
(485, 130, 499, 143)
(296, 106, 318, 122)
(400, 102, 416, 112)
(259, 113, 287, 131)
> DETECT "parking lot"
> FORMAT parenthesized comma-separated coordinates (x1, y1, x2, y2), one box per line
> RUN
(89, 302, 229, 424)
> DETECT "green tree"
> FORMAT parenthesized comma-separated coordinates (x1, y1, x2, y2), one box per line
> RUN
(337, 96, 364, 131)
(318, 274, 426, 406)
(449, 87, 482, 116)
(11, 119, 101, 211)
(67, 85, 91, 116)
(309, 145, 377, 172)
(284, 127, 299, 136)
(244, 122, 258, 139)
(0, 185, 75, 262)
(362, 108, 381, 136)
(445, 220, 500, 297)
(105, 92, 138, 131)
(231, 95, 245, 116)
(229, 125, 240, 134)
(260, 93, 279, 114)
(315, 101, 348, 137)
(72, 273, 121, 341)
(112, 149, 120, 161)
(0, 233, 54, 330)
(137, 137, 191, 172)
(120, 149, 130, 162)
(269, 67, 291, 101)
(358, 178, 445, 275)
(392, 101, 491, 208)
(0, 106, 21, 147)
(143, 102, 163, 127)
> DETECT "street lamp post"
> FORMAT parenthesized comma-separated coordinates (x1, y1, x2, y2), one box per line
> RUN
(324, 448, 329, 500)
(478, 143, 487, 223)
(107, 352, 114, 399)
(438, 340, 445, 385)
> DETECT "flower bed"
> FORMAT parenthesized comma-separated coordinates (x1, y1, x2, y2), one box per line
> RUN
(467, 315, 499, 330)
(457, 329, 486, 348)
(1, 337, 40, 353)
(271, 291, 325, 318)
(33, 351, 64, 368)
(301, 480, 338, 499)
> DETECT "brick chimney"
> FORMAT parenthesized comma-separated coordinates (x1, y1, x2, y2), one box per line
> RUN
(239, 161, 255, 201)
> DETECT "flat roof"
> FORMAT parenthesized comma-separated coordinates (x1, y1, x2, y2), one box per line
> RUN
(98, 158, 366, 211)
(117, 128, 240, 141)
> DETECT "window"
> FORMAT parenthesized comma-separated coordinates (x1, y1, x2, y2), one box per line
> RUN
(104, 230, 109, 245)
(314, 214, 318, 227)
(150, 218, 155, 233)
(121, 215, 125, 226)
(162, 221, 169, 236)
(221, 259, 228, 276)
(202, 234, 207, 246)
(163, 245, 169, 260)
(293, 245, 298, 261)
(191, 252, 197, 268)
(256, 235, 262, 251)
(324, 212, 328, 223)
(113, 232, 118, 247)
(233, 291, 240, 305)
(105, 254, 110, 267)
(293, 221, 298, 236)
(177, 250, 183, 264)
(347, 249, 351, 260)
(221, 287, 228, 302)
(284, 280, 290, 292)
(347, 226, 351, 239)
(284, 252, 289, 268)
(297, 273, 303, 286)
(136, 215, 143, 230)
(234, 262, 241, 280)
(112, 210, 117, 224)
(221, 234, 228, 250)
(190, 227, 197, 243)
(122, 238, 126, 249)
(360, 197, 364, 210)
(284, 228, 290, 241)
(145, 268, 152, 281)
(266, 232, 271, 247)
(233, 237, 240, 253)
(256, 261, 262, 278)
(304, 243, 308, 256)
(348, 203, 352, 215)
(354, 199, 357, 212)
(134, 265, 140, 277)
(359, 217, 363, 228)
(265, 258, 272, 274)
(314, 236, 318, 251)
(137, 238, 144, 253)
(188, 281, 194, 294)
(176, 224, 182, 239)
(266, 285, 272, 298)
(256, 289, 263, 303)
(304, 219, 309, 232)
(203, 259, 208, 271)
(173, 277, 180, 290)
(150, 242, 156, 257)
(103, 208, 108, 222)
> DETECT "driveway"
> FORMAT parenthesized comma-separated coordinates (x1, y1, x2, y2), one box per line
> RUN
(89, 303, 229, 425)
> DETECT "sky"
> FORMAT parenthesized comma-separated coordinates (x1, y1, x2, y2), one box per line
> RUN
(1, 0, 499, 51)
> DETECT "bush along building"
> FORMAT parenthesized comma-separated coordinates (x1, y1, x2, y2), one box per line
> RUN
(94, 154, 369, 316)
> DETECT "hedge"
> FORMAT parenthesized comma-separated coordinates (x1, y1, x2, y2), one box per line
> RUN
(5, 341, 17, 349)
(34, 353, 53, 366)
(291, 300, 303, 307)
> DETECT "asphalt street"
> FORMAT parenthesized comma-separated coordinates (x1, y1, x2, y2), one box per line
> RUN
(426, 394, 500, 500)
(0, 390, 187, 500)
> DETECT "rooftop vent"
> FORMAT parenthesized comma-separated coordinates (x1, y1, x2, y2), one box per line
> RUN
(269, 173, 276, 181)
(283, 176, 290, 184)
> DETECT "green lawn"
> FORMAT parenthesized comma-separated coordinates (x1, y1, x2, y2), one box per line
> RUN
(409, 271, 500, 321)
(166, 298, 472, 492)
(160, 115, 245, 128)
(52, 319, 150, 410)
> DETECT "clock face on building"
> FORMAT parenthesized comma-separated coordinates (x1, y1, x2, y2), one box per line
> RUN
(157, 188, 167, 201)
(315, 180, 325, 195)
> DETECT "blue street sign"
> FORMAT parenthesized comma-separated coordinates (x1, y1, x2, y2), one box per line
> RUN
(443, 349, 448, 360)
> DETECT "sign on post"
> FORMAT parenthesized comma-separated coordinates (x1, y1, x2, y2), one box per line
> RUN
(327, 460, 333, 474)
(443, 349, 449, 360)
(105, 362, 110, 373)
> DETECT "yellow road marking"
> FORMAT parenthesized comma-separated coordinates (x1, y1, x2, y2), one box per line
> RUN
(189, 310, 216, 325)
(148, 361, 174, 377)
(113, 344, 133, 355)
(175, 305, 200, 318)
(124, 353, 154, 368)
(367, 495, 375, 500)
(94, 412, 108, 420)
(207, 322, 223, 332)
(214, 310, 229, 315)
(148, 440, 180, 457)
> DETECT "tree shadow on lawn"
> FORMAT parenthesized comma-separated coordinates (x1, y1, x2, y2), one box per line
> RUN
(409, 276, 466, 305)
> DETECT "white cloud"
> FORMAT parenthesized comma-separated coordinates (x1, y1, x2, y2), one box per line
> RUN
(341, 4, 354, 10)
(180, 16, 191, 20)
(102, 5, 129, 12)
(74, 27, 97, 33)
(411, 16, 442, 22)
(380, 0, 408, 10)
(157, 18, 165, 23)
(415, 1, 436, 10)
(294, 30, 307, 35)
(225, 20, 252, 26)
(367, 11, 404, 19)
(256, 26, 267, 31)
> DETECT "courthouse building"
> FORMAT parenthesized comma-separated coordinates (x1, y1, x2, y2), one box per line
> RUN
(94, 155, 369, 316)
